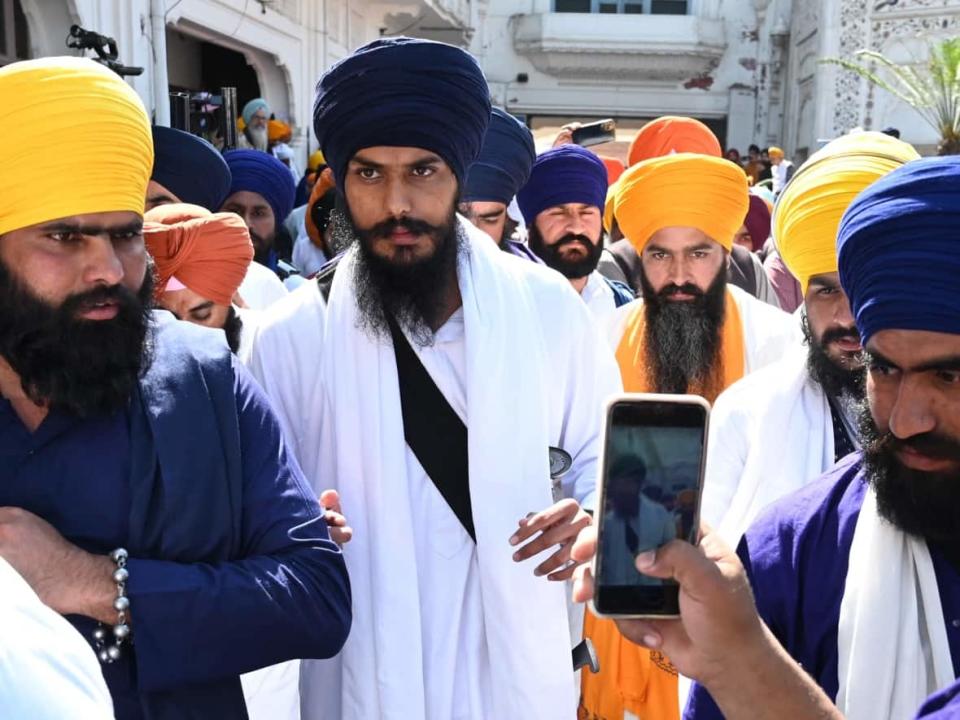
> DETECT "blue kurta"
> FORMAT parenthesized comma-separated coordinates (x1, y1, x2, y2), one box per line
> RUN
(685, 453, 960, 719)
(0, 318, 350, 719)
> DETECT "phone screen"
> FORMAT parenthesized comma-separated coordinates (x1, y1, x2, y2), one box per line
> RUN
(594, 397, 708, 616)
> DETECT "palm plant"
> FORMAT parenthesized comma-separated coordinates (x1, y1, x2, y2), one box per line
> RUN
(822, 37, 960, 155)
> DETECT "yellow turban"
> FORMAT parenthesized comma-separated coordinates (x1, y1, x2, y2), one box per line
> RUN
(614, 153, 749, 253)
(307, 150, 326, 172)
(0, 57, 152, 237)
(603, 177, 621, 233)
(773, 131, 919, 293)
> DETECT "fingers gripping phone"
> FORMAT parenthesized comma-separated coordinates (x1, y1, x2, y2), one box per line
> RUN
(592, 394, 710, 618)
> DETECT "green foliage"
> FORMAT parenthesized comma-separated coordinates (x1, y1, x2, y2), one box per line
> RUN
(821, 37, 960, 154)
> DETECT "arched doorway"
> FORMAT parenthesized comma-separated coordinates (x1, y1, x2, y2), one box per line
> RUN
(0, 0, 29, 66)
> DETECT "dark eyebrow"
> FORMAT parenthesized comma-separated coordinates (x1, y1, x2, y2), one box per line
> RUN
(808, 276, 839, 289)
(867, 350, 960, 373)
(478, 210, 505, 220)
(147, 194, 177, 205)
(40, 220, 143, 236)
(687, 243, 716, 252)
(189, 300, 215, 315)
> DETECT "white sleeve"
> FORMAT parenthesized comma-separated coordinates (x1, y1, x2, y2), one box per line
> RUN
(0, 559, 114, 720)
(700, 381, 753, 528)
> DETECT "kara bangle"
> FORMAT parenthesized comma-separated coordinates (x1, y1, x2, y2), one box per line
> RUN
(92, 547, 131, 664)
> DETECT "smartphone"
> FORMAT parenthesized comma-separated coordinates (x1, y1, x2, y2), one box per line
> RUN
(571, 119, 616, 148)
(592, 394, 710, 618)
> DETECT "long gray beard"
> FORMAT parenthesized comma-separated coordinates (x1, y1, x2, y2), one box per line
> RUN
(246, 125, 268, 151)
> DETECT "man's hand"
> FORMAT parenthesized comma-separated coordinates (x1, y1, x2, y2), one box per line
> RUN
(509, 498, 592, 581)
(0, 507, 116, 624)
(552, 122, 582, 148)
(571, 524, 766, 685)
(320, 490, 353, 546)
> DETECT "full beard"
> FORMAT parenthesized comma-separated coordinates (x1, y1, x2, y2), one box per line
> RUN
(527, 225, 602, 279)
(246, 125, 269, 152)
(857, 400, 960, 554)
(346, 202, 462, 348)
(639, 266, 727, 396)
(0, 258, 154, 418)
(801, 314, 865, 401)
(249, 228, 275, 266)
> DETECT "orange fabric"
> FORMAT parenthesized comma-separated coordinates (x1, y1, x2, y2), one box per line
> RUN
(581, 290, 747, 719)
(614, 289, 745, 402)
(580, 612, 680, 720)
(305, 167, 336, 248)
(143, 203, 253, 306)
(268, 118, 292, 143)
(600, 155, 625, 184)
(628, 116, 722, 167)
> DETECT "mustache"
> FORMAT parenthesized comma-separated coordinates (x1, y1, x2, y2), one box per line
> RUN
(870, 428, 960, 463)
(365, 216, 438, 240)
(658, 283, 704, 299)
(821, 326, 861, 346)
(63, 284, 139, 315)
(555, 233, 596, 249)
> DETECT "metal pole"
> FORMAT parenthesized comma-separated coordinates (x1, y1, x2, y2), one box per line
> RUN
(150, 0, 170, 125)
(221, 86, 238, 151)
(169, 92, 190, 132)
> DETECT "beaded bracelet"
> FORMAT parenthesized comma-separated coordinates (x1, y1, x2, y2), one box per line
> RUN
(92, 547, 131, 664)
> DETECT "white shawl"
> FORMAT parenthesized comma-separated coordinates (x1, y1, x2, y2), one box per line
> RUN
(702, 345, 834, 545)
(837, 487, 954, 720)
(302, 221, 618, 719)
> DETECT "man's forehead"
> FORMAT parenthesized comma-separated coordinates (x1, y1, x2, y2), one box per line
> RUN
(867, 328, 960, 365)
(350, 147, 445, 166)
(29, 211, 143, 233)
(223, 191, 270, 209)
(647, 226, 720, 248)
(543, 202, 599, 214)
(807, 271, 842, 287)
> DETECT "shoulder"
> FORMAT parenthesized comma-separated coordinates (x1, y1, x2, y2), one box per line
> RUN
(148, 311, 233, 370)
(740, 453, 866, 573)
(254, 279, 326, 342)
(730, 284, 788, 325)
(605, 296, 642, 348)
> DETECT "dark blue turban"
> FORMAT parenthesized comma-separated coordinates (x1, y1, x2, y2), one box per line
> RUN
(838, 155, 960, 345)
(151, 126, 232, 212)
(516, 145, 608, 225)
(222, 149, 296, 226)
(312, 37, 491, 190)
(462, 108, 535, 205)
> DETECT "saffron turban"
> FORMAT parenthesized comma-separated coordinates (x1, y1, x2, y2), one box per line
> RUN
(773, 131, 919, 293)
(743, 194, 772, 252)
(307, 150, 326, 172)
(462, 108, 536, 205)
(144, 203, 253, 306)
(627, 116, 722, 167)
(313, 37, 491, 189)
(152, 126, 232, 212)
(838, 155, 960, 345)
(615, 153, 749, 253)
(768, 146, 785, 160)
(0, 57, 152, 236)
(517, 145, 608, 225)
(223, 149, 296, 225)
(242, 98, 270, 126)
(268, 119, 292, 143)
(603, 178, 621, 233)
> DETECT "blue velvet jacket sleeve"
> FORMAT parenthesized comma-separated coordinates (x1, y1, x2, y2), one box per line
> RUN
(123, 362, 351, 692)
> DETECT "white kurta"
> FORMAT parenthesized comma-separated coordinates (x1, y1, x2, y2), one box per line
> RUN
(580, 270, 620, 324)
(0, 558, 114, 719)
(238, 261, 288, 310)
(247, 219, 623, 720)
(700, 345, 836, 545)
(605, 284, 799, 375)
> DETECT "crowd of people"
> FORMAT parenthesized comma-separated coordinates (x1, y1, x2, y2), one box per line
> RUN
(0, 36, 956, 720)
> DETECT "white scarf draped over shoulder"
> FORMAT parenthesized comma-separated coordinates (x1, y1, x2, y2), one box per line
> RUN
(307, 220, 619, 719)
(837, 486, 954, 720)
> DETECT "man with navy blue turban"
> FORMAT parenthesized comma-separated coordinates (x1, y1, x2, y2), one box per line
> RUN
(222, 149, 296, 307)
(518, 145, 633, 320)
(459, 108, 536, 258)
(147, 126, 232, 212)
(687, 156, 960, 720)
(247, 36, 622, 720)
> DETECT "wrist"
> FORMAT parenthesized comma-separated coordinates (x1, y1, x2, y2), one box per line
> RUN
(699, 620, 776, 697)
(80, 553, 121, 624)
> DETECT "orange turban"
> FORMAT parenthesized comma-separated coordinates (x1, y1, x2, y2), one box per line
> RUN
(305, 167, 337, 247)
(268, 119, 292, 143)
(627, 116, 722, 167)
(143, 203, 253, 306)
(615, 153, 749, 253)
(599, 155, 625, 184)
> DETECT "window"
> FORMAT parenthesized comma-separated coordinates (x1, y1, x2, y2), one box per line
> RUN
(554, 0, 688, 13)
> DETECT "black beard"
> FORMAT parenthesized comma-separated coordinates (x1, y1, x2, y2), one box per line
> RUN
(527, 225, 602, 279)
(347, 204, 461, 347)
(0, 258, 154, 418)
(858, 399, 960, 552)
(223, 305, 243, 355)
(639, 266, 727, 395)
(250, 228, 275, 266)
(801, 314, 865, 400)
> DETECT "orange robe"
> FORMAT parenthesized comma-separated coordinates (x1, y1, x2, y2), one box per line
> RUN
(580, 290, 746, 720)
